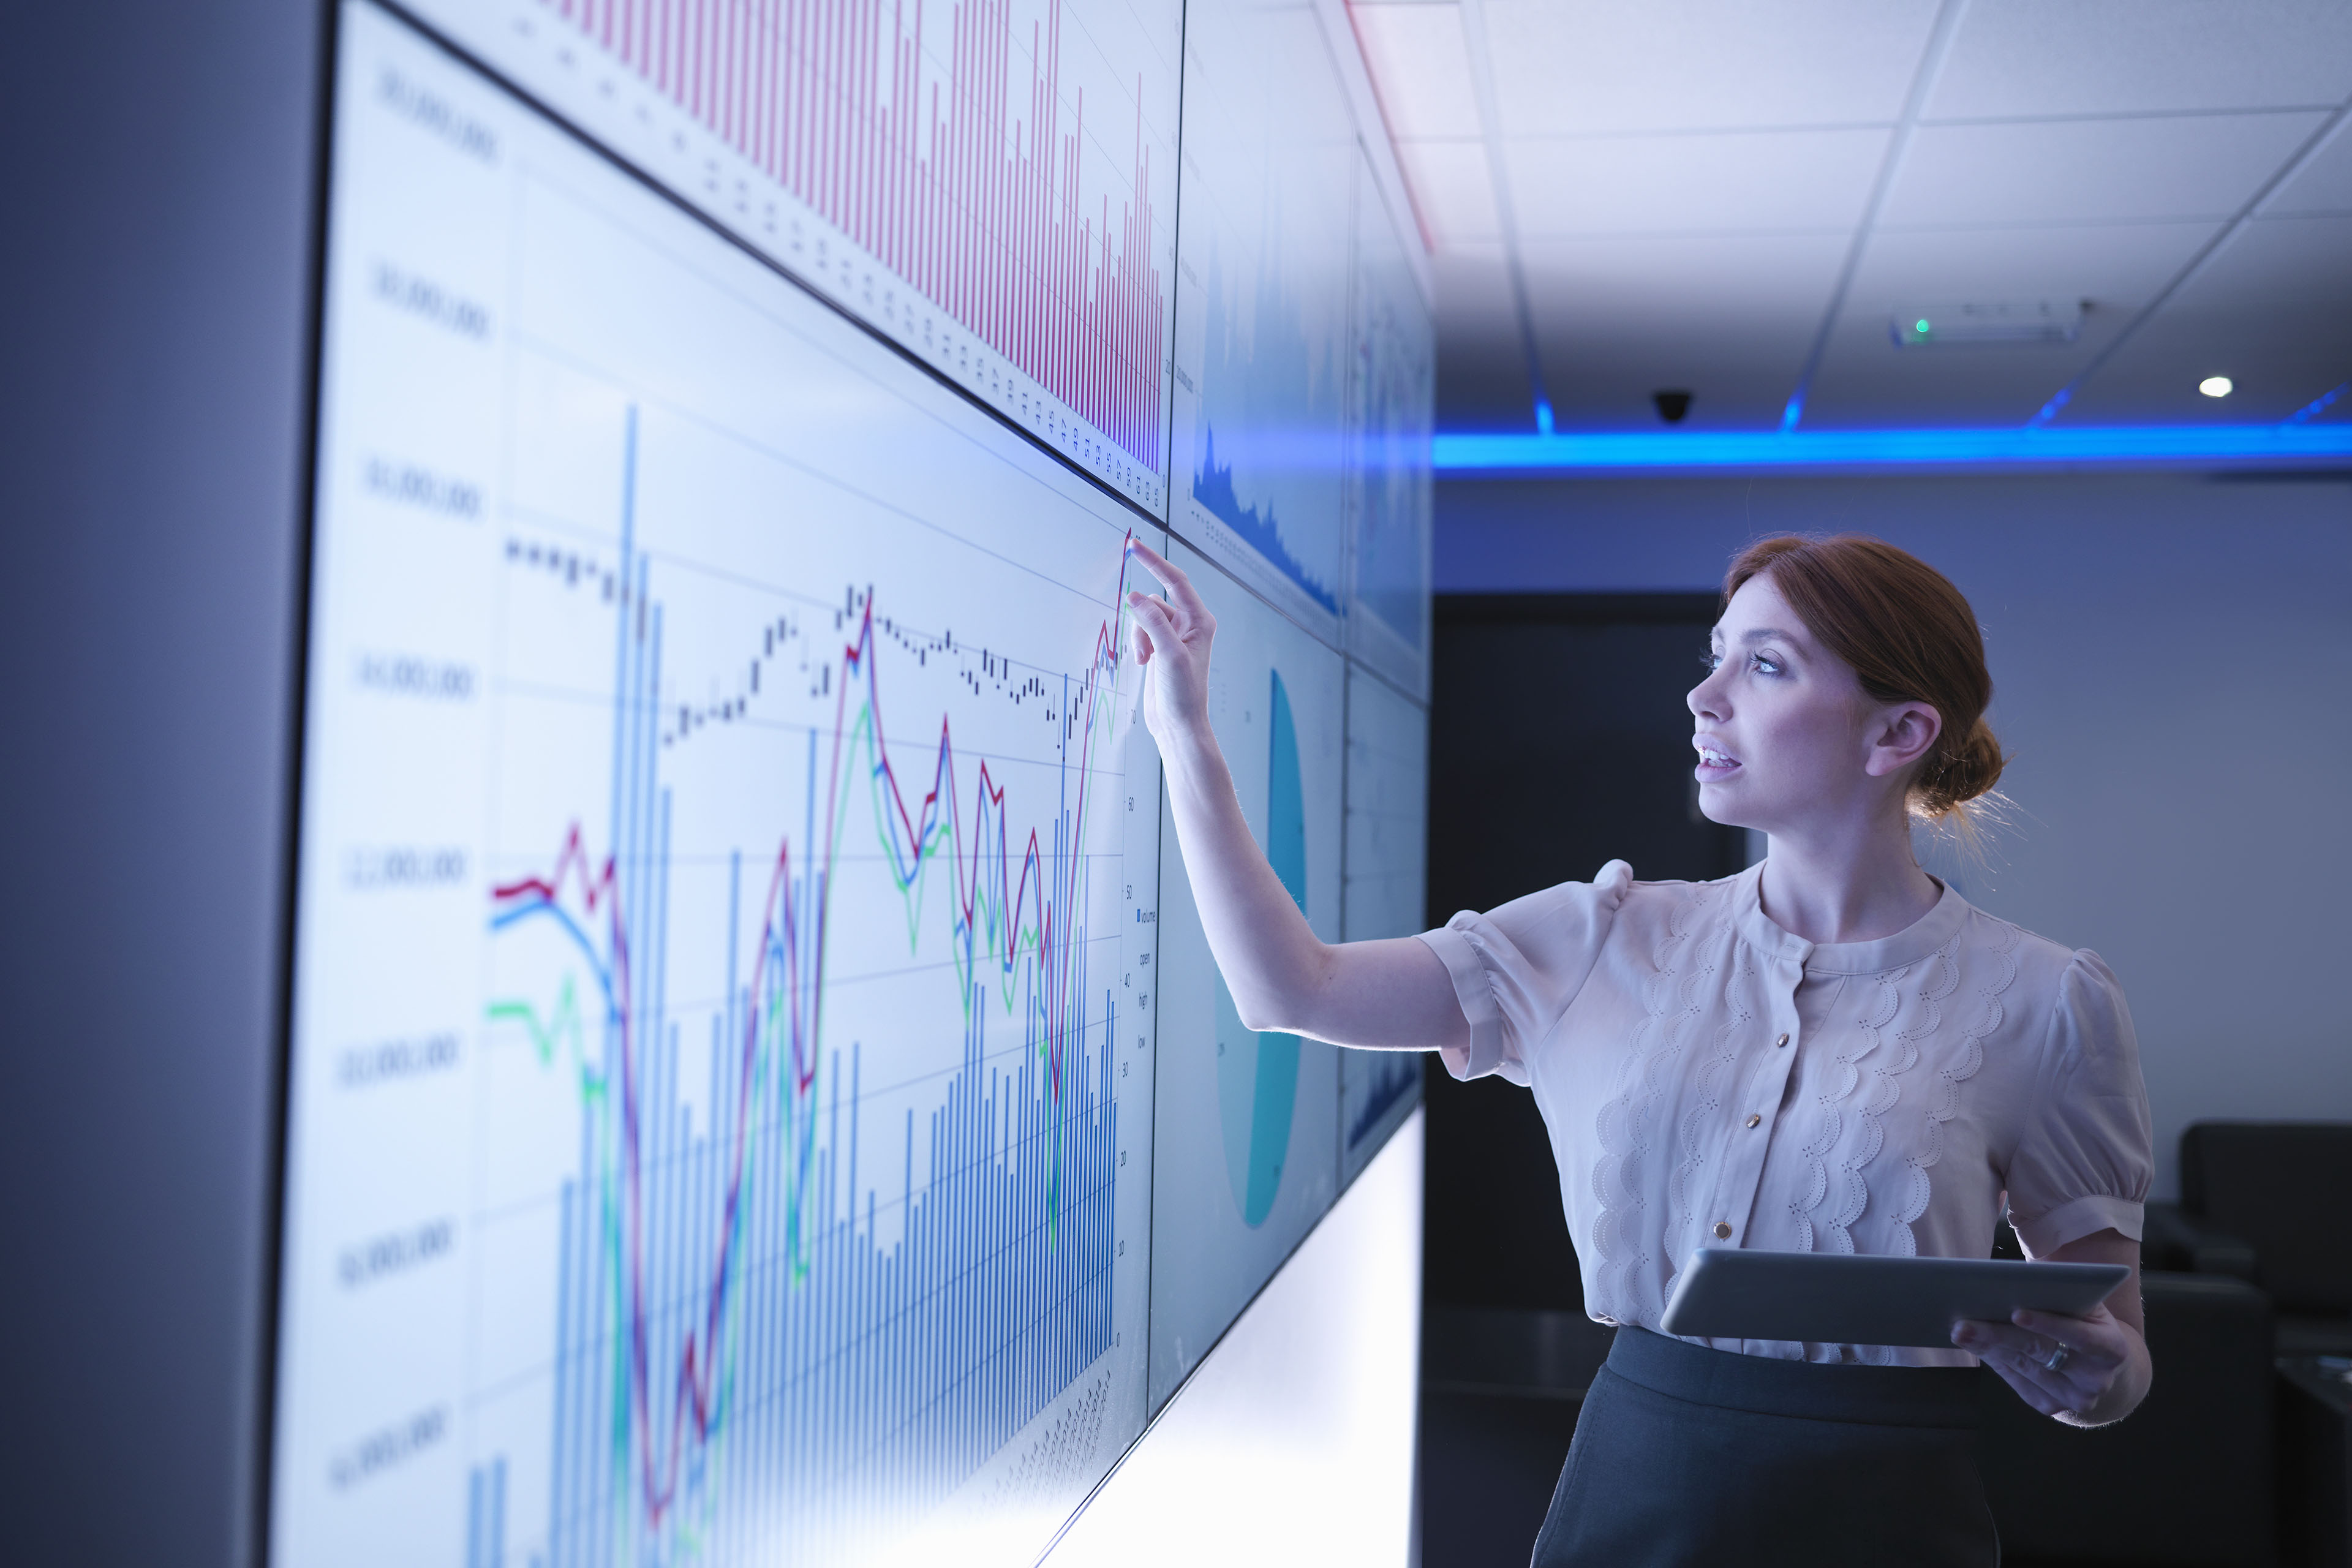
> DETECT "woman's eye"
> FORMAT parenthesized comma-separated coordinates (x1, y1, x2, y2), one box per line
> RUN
(1701, 651, 1722, 672)
(1750, 652, 1782, 676)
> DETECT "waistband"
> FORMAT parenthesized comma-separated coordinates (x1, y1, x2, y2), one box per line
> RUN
(1607, 1329, 1984, 1429)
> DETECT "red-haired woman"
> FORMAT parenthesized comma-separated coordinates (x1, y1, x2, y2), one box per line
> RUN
(1125, 533, 2150, 1567)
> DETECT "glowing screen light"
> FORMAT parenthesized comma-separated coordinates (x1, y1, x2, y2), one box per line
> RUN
(277, 10, 1169, 1560)
(272, 2, 1432, 1564)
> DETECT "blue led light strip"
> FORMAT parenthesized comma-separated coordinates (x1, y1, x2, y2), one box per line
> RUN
(1433, 424, 2352, 473)
(2286, 383, 2348, 426)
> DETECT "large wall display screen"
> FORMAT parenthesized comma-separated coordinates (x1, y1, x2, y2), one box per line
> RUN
(1144, 540, 1345, 1412)
(275, 2, 1429, 1564)
(1338, 665, 1428, 1184)
(282, 7, 1162, 1561)
(1343, 156, 1435, 699)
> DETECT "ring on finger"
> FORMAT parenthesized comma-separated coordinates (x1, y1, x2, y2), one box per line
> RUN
(2041, 1341, 2073, 1373)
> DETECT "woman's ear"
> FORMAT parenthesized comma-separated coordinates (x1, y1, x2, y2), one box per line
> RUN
(1864, 700, 1942, 779)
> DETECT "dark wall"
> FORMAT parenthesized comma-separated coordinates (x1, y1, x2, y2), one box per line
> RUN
(0, 2, 325, 1562)
(1425, 593, 1746, 922)
(1421, 594, 1745, 1311)
(1433, 472, 2352, 1200)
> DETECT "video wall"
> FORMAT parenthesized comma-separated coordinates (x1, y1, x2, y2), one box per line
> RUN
(271, 1, 1431, 1562)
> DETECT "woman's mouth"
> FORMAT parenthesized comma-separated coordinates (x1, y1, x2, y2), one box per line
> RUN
(1694, 738, 1742, 780)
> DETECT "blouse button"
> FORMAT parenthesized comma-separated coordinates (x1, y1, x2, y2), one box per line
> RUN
(1775, 1033, 1790, 1047)
(1744, 1114, 1762, 1128)
(1713, 1221, 1733, 1240)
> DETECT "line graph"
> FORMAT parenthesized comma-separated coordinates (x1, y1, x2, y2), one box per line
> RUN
(277, 6, 1433, 1562)
(410, 0, 1181, 509)
(272, 17, 1161, 1559)
(487, 416, 1136, 1559)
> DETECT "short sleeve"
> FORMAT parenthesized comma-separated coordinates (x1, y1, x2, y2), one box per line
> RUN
(1415, 860, 1632, 1087)
(2005, 950, 2155, 1257)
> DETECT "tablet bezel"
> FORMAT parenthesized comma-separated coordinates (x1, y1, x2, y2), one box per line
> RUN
(1656, 1248, 2132, 1349)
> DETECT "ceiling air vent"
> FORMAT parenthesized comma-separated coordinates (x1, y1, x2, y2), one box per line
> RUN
(1891, 301, 2083, 348)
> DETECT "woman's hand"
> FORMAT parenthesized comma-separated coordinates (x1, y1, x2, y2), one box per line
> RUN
(1953, 1300, 2135, 1423)
(1123, 540, 1215, 753)
(1114, 537, 1468, 1055)
(1953, 1228, 2151, 1427)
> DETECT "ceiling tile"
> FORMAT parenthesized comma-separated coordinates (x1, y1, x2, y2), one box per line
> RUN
(2060, 213, 2352, 422)
(1432, 245, 1518, 334)
(1438, 345, 1546, 430)
(1482, 0, 1940, 137)
(1927, 0, 2352, 119)
(1879, 113, 2328, 228)
(1518, 233, 1850, 429)
(1801, 318, 2119, 428)
(1351, 4, 1483, 140)
(1773, 221, 2220, 427)
(1431, 244, 1537, 429)
(1843, 219, 2220, 316)
(2262, 112, 2352, 213)
(1507, 127, 1888, 237)
(1395, 138, 1503, 244)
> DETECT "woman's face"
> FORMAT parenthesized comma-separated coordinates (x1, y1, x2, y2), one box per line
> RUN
(1686, 572, 1937, 835)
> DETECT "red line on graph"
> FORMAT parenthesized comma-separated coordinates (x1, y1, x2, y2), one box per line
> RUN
(491, 535, 1144, 1526)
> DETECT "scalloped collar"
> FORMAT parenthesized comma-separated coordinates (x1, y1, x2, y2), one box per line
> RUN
(1730, 861, 1972, 976)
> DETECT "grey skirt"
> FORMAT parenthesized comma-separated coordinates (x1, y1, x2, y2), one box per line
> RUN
(1531, 1329, 1999, 1568)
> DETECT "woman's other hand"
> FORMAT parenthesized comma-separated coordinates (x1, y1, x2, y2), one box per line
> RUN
(1124, 540, 1214, 752)
(1952, 1227, 2151, 1427)
(1953, 1300, 2134, 1422)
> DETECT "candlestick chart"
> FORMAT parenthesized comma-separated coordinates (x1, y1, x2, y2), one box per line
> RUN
(407, 0, 1182, 510)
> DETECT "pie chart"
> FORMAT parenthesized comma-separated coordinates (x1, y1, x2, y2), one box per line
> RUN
(1216, 668, 1307, 1226)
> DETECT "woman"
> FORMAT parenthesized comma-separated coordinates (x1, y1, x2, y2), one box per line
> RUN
(1125, 532, 2152, 1566)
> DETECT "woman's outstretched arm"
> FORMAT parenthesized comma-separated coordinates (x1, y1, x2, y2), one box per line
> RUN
(1125, 541, 1468, 1054)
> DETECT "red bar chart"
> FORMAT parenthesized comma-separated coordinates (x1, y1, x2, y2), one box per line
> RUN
(415, 0, 1180, 509)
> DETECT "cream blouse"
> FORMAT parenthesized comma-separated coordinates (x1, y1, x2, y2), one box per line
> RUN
(1417, 861, 2152, 1368)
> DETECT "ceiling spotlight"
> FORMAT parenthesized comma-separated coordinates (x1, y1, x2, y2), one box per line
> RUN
(1653, 390, 1692, 424)
(2199, 375, 2234, 398)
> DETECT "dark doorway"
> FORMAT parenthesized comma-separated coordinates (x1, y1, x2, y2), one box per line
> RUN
(1421, 591, 1748, 1312)
(1419, 592, 1746, 1568)
(1425, 592, 1749, 925)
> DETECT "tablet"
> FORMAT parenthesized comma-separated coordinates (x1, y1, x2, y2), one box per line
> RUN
(1657, 1248, 2131, 1349)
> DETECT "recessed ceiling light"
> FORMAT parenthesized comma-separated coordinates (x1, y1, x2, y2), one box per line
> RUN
(2199, 376, 2234, 398)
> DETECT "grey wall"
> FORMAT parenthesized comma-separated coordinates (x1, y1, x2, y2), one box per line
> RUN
(1437, 470, 2352, 1201)
(0, 0, 324, 1561)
